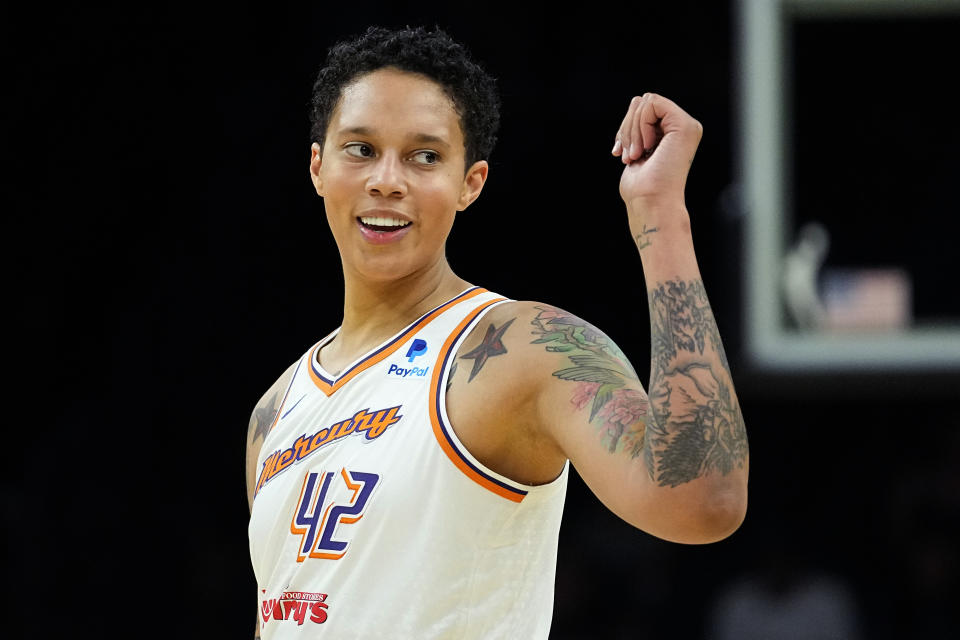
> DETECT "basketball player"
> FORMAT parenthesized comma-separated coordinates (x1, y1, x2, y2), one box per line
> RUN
(246, 26, 748, 638)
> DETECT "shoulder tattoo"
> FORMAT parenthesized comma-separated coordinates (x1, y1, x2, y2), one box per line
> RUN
(530, 306, 648, 458)
(458, 318, 516, 383)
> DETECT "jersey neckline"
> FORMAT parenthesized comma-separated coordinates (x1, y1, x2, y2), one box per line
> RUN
(306, 286, 486, 397)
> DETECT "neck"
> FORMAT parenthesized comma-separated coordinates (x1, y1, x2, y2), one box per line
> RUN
(335, 256, 471, 355)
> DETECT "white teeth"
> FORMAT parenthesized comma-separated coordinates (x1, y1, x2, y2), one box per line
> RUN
(359, 216, 411, 227)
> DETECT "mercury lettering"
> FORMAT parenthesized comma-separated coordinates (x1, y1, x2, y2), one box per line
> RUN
(254, 405, 402, 497)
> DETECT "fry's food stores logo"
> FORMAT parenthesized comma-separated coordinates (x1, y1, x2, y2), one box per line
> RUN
(261, 590, 329, 627)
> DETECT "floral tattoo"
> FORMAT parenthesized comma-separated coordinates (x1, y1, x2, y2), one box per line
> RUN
(530, 307, 648, 457)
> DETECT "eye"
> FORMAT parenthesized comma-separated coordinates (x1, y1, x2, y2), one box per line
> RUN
(412, 150, 439, 165)
(344, 143, 374, 158)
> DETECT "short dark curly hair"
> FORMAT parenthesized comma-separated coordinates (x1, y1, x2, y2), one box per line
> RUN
(309, 26, 500, 169)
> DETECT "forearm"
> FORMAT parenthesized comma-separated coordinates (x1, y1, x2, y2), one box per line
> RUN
(631, 204, 748, 506)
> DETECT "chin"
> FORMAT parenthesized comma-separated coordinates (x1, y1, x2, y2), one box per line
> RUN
(350, 255, 422, 283)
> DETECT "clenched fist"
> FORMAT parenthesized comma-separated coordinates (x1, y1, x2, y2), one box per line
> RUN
(612, 93, 702, 217)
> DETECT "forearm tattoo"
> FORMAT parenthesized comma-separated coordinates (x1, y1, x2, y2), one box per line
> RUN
(646, 280, 747, 487)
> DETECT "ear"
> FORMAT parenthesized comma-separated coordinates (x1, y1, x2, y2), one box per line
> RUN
(309, 142, 325, 196)
(456, 160, 489, 212)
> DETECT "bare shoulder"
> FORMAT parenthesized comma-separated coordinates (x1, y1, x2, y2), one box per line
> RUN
(452, 299, 637, 387)
(245, 360, 299, 510)
(449, 301, 550, 391)
(444, 300, 560, 484)
(444, 299, 641, 485)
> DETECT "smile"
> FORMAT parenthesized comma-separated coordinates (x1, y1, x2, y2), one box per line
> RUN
(356, 217, 414, 244)
(358, 216, 412, 231)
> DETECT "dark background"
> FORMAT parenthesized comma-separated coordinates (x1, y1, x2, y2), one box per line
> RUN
(8, 2, 959, 638)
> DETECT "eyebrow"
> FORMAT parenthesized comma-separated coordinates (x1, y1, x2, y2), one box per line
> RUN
(336, 126, 450, 147)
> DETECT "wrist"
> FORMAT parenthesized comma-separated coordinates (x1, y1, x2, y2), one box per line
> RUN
(626, 196, 689, 222)
(627, 203, 691, 240)
(628, 207, 700, 281)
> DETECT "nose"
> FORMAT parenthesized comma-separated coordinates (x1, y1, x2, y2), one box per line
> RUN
(365, 152, 407, 198)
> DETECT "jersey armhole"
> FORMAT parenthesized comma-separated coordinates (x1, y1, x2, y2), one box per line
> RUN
(428, 298, 569, 503)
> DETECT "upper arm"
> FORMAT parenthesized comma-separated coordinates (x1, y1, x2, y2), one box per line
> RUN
(511, 302, 740, 542)
(511, 304, 655, 517)
(448, 299, 743, 542)
(245, 360, 299, 512)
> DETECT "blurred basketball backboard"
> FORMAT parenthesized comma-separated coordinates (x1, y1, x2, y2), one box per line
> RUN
(737, 0, 960, 372)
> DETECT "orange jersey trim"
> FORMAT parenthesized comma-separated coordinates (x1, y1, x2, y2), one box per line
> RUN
(428, 297, 528, 503)
(307, 287, 488, 397)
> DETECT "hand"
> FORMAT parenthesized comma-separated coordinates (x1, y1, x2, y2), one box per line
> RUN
(612, 93, 703, 215)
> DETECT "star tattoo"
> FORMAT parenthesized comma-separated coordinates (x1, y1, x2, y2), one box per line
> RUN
(460, 318, 515, 382)
(252, 391, 279, 442)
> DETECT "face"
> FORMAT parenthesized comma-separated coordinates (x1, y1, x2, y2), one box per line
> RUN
(310, 68, 488, 283)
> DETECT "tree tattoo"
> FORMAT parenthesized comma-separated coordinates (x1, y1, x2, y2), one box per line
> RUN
(646, 280, 747, 486)
(460, 318, 516, 382)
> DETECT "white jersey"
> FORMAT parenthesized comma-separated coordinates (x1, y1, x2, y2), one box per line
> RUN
(248, 287, 569, 639)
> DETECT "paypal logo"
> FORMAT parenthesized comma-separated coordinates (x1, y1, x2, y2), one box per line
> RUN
(405, 339, 427, 362)
(387, 363, 430, 378)
(388, 339, 429, 378)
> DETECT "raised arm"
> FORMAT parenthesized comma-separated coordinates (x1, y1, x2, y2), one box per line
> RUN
(614, 92, 747, 487)
(520, 94, 747, 543)
(615, 93, 747, 540)
(426, 94, 744, 542)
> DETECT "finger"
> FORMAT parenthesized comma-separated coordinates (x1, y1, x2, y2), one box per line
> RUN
(630, 94, 653, 161)
(615, 96, 642, 162)
(614, 98, 632, 159)
(629, 95, 647, 162)
(639, 93, 663, 157)
(648, 93, 699, 140)
(613, 105, 630, 156)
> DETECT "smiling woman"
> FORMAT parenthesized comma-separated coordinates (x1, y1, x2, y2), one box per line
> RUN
(245, 24, 747, 640)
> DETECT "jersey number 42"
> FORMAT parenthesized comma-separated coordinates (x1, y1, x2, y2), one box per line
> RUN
(290, 468, 380, 561)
